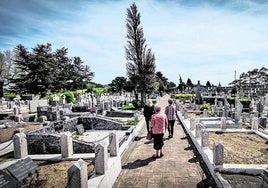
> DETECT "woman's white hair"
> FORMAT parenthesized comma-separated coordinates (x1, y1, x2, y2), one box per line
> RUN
(146, 99, 153, 106)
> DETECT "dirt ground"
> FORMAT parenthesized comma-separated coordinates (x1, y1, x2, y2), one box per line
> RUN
(209, 132, 268, 164)
(0, 124, 94, 187)
(35, 160, 94, 187)
(0, 123, 43, 143)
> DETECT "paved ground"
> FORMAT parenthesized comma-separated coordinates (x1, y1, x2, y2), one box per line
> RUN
(113, 95, 205, 188)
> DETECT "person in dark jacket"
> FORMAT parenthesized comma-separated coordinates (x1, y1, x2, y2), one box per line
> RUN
(143, 99, 155, 134)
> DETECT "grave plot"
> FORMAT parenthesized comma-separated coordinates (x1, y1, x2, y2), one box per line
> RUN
(176, 98, 268, 188)
(209, 132, 268, 165)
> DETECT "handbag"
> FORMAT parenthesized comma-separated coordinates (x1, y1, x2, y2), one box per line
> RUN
(146, 131, 152, 140)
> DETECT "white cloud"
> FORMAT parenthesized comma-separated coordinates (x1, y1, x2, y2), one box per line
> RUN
(1, 0, 268, 86)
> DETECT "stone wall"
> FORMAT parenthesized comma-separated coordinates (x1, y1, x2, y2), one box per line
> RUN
(78, 117, 123, 130)
(26, 116, 123, 154)
(27, 133, 95, 154)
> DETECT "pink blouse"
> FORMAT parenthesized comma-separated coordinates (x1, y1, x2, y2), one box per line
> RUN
(151, 112, 168, 134)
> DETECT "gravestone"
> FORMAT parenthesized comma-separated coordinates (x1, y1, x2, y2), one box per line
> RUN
(0, 170, 18, 188)
(235, 98, 243, 123)
(190, 118, 195, 131)
(252, 117, 259, 130)
(7, 157, 39, 182)
(109, 132, 118, 156)
(259, 117, 267, 129)
(95, 143, 108, 174)
(76, 124, 85, 135)
(265, 94, 268, 106)
(29, 100, 48, 113)
(257, 101, 264, 117)
(213, 141, 223, 166)
(223, 95, 230, 118)
(67, 159, 88, 188)
(13, 132, 28, 159)
(220, 117, 227, 130)
(201, 130, 209, 147)
(61, 132, 73, 158)
(203, 109, 207, 117)
(195, 123, 202, 139)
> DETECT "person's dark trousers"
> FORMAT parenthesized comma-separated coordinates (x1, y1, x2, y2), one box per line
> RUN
(145, 117, 151, 133)
(168, 120, 175, 137)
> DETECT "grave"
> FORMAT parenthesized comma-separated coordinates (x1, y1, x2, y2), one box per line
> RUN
(7, 157, 40, 182)
(0, 170, 18, 188)
(177, 95, 268, 188)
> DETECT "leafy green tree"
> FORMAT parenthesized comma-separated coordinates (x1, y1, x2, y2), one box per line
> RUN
(155, 71, 168, 94)
(206, 81, 211, 88)
(123, 80, 136, 92)
(186, 78, 193, 88)
(10, 44, 33, 95)
(10, 44, 94, 97)
(167, 81, 177, 92)
(125, 3, 156, 106)
(109, 76, 127, 93)
(178, 75, 186, 93)
(53, 47, 71, 92)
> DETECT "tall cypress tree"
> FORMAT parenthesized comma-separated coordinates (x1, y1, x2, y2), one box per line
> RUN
(125, 3, 156, 106)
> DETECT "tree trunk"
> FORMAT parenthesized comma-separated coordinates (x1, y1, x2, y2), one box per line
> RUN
(0, 80, 3, 98)
(141, 91, 146, 107)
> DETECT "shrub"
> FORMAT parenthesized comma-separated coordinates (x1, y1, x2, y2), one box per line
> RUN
(124, 103, 136, 110)
(200, 103, 211, 111)
(174, 93, 195, 101)
(227, 97, 251, 109)
(64, 91, 75, 103)
(132, 99, 141, 109)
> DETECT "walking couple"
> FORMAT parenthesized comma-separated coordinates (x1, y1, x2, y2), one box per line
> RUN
(143, 98, 177, 158)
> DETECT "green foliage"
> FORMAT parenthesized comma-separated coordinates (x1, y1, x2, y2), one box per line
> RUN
(109, 76, 127, 93)
(3, 92, 16, 99)
(132, 99, 142, 109)
(200, 103, 211, 111)
(9, 43, 94, 97)
(93, 87, 108, 94)
(123, 103, 136, 110)
(63, 91, 75, 103)
(174, 93, 195, 100)
(125, 3, 156, 107)
(227, 97, 251, 109)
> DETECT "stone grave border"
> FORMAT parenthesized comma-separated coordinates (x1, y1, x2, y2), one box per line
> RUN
(177, 109, 268, 188)
(0, 115, 145, 187)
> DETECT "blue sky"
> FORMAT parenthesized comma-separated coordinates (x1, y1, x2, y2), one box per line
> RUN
(1, 0, 268, 86)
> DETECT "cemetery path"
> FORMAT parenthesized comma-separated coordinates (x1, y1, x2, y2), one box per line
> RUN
(113, 94, 204, 188)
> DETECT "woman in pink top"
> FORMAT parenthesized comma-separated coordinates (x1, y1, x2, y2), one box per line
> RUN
(151, 106, 168, 158)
